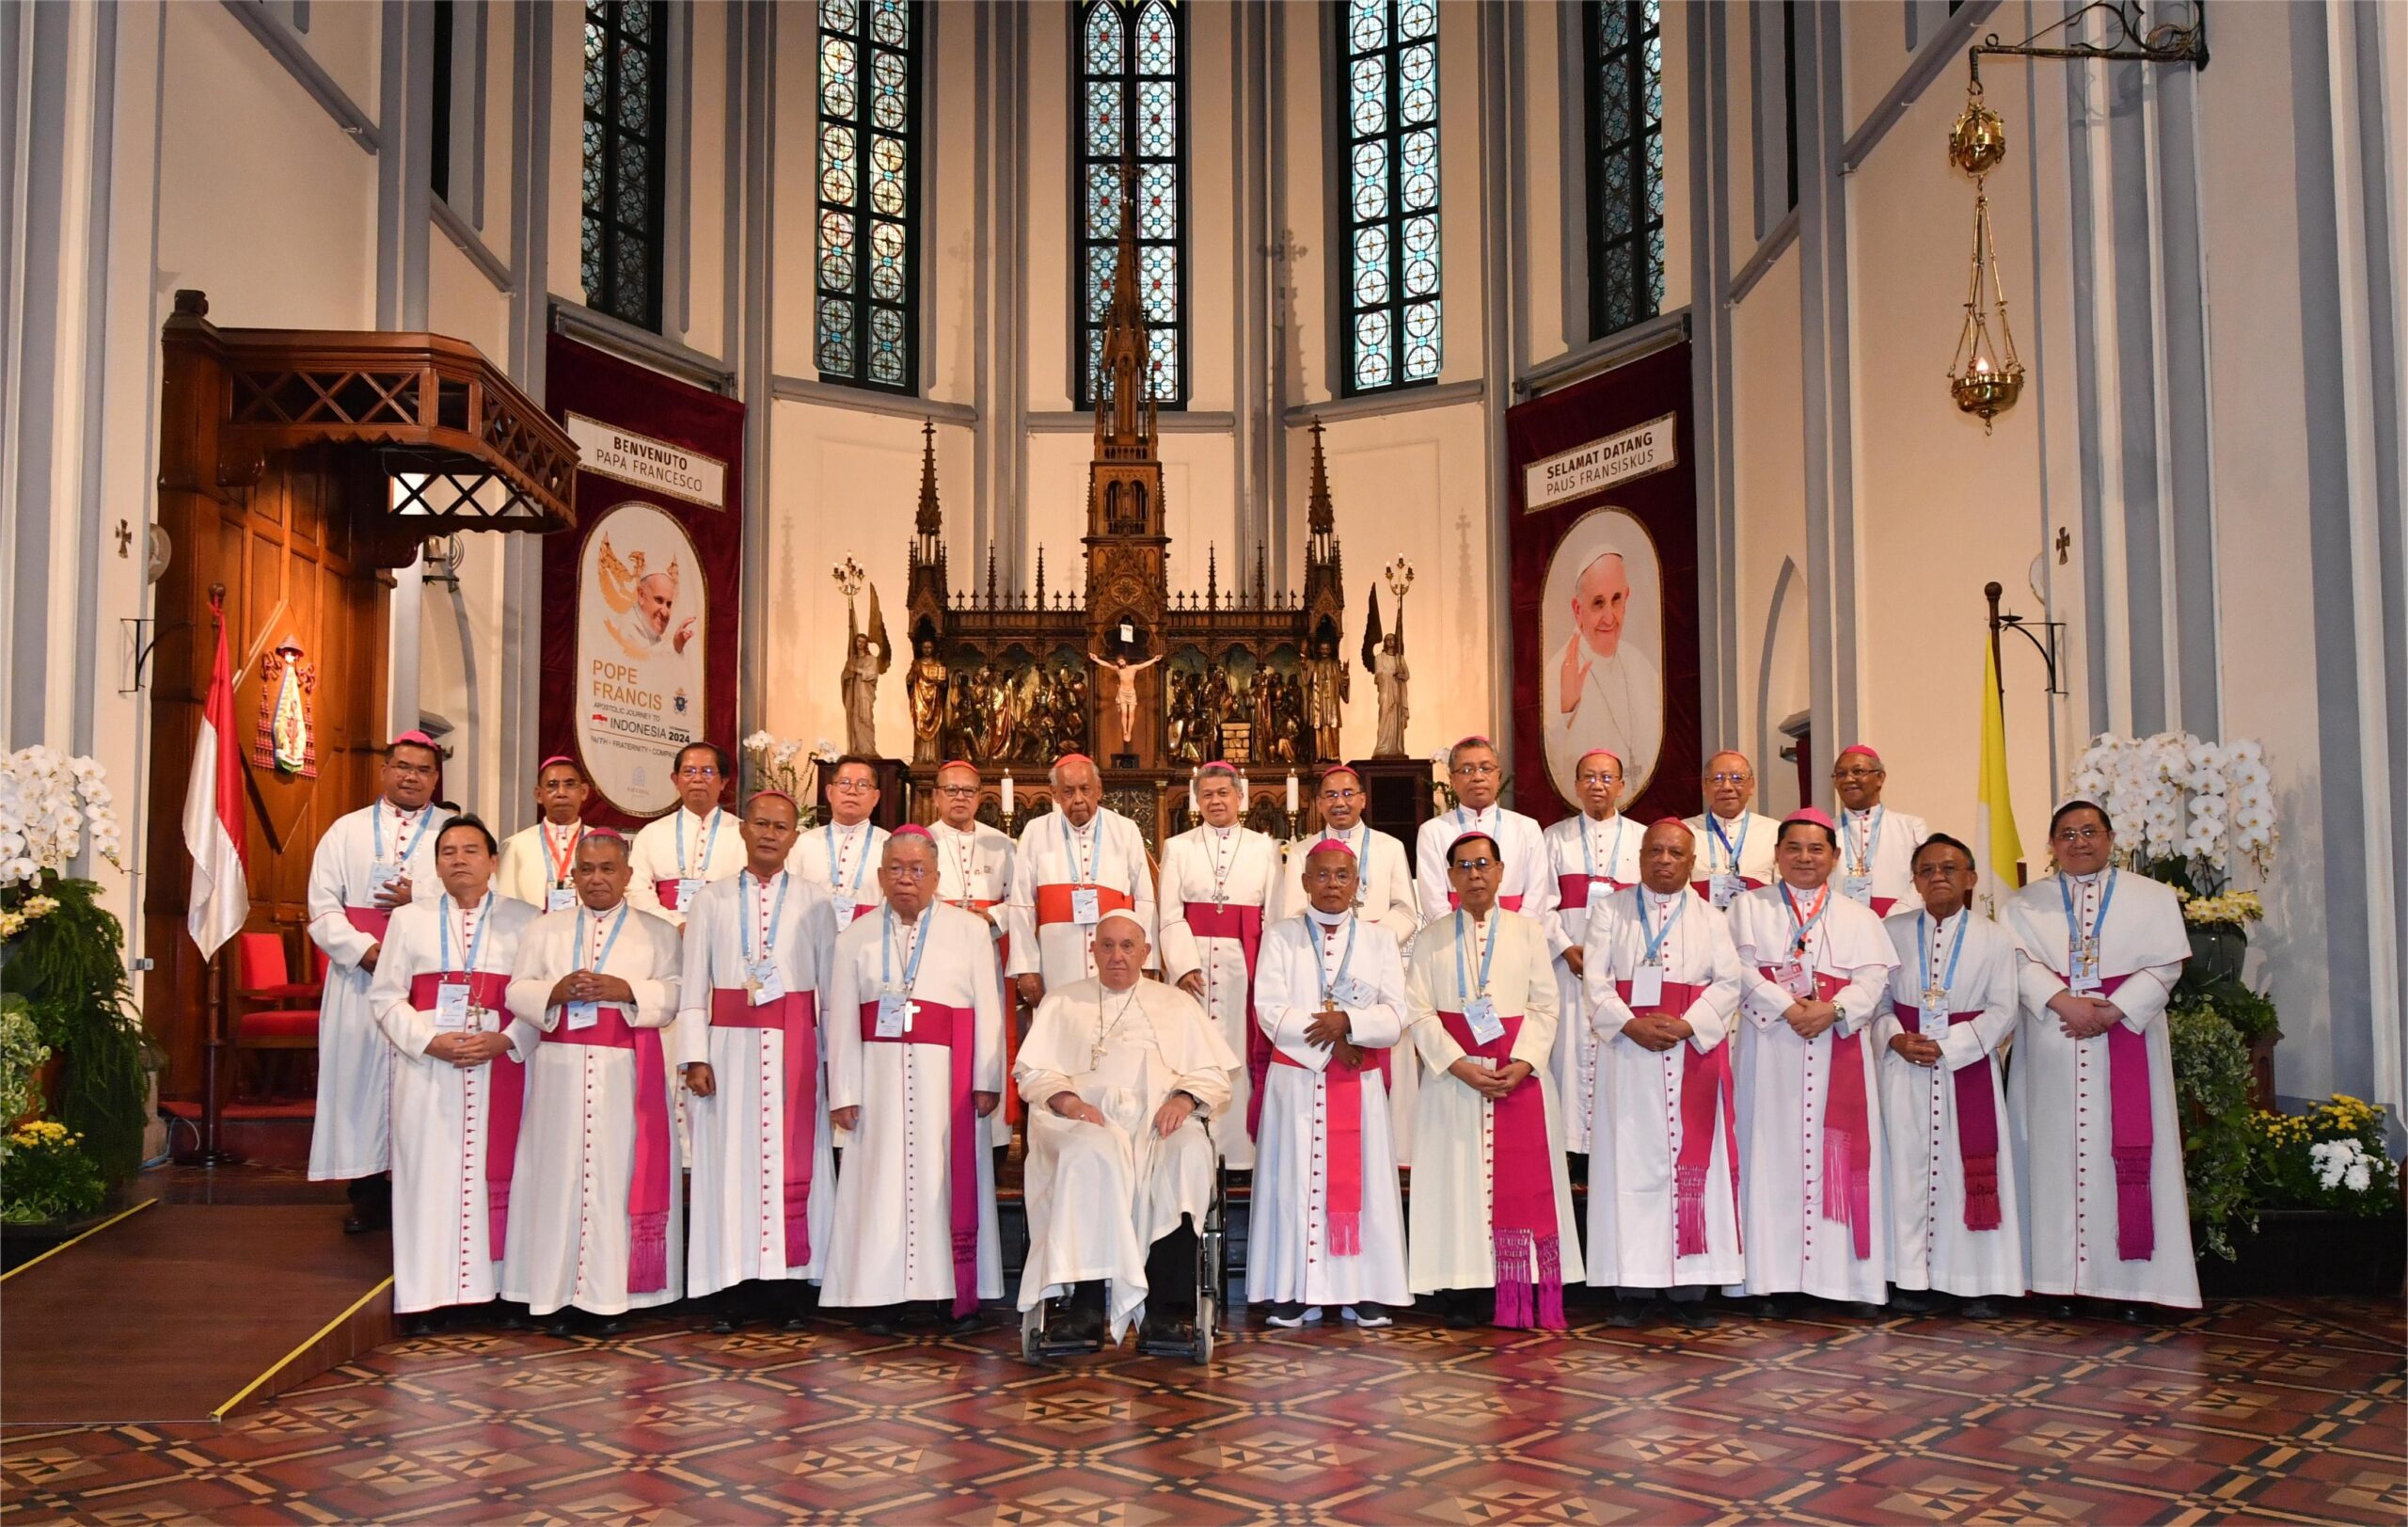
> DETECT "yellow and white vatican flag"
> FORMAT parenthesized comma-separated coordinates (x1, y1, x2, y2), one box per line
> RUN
(182, 595, 249, 959)
(1972, 642, 2023, 918)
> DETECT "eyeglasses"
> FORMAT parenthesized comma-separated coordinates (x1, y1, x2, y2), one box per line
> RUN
(1576, 771, 1622, 787)
(1704, 771, 1752, 787)
(1831, 767, 1882, 782)
(1450, 857, 1497, 871)
(676, 765, 721, 779)
(884, 863, 931, 880)
(935, 786, 979, 799)
(829, 778, 876, 793)
(2051, 825, 2107, 845)
(1320, 787, 1362, 802)
(1453, 762, 1499, 777)
(1304, 866, 1358, 883)
(1912, 860, 1969, 877)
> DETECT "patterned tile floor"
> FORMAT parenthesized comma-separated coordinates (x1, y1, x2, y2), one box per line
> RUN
(4, 1296, 2400, 1525)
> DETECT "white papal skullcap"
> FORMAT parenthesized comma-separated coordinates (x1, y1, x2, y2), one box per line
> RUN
(1096, 908, 1149, 936)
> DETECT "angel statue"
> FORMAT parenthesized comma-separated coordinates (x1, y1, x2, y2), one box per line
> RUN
(1363, 583, 1410, 757)
(837, 572, 891, 757)
(1089, 647, 1164, 753)
(905, 639, 948, 763)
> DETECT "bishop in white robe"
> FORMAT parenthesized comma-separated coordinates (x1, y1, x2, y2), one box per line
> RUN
(1541, 749, 1647, 1153)
(1873, 833, 2025, 1311)
(1250, 840, 1412, 1325)
(496, 755, 593, 912)
(2005, 801, 2197, 1312)
(786, 755, 890, 931)
(1414, 738, 1554, 924)
(626, 743, 746, 927)
(1684, 750, 1782, 909)
(822, 829, 1006, 1331)
(1832, 744, 1929, 916)
(1404, 829, 1583, 1329)
(501, 831, 688, 1327)
(928, 760, 1018, 1144)
(1006, 755, 1158, 1008)
(677, 791, 834, 1326)
(1156, 762, 1283, 1166)
(1727, 810, 1900, 1308)
(1580, 819, 1745, 1322)
(1016, 910, 1235, 1347)
(306, 733, 452, 1209)
(366, 817, 541, 1324)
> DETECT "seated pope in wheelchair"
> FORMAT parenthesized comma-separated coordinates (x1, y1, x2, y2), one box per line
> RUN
(1014, 909, 1238, 1351)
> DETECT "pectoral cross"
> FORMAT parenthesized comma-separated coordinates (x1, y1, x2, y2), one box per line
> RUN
(897, 998, 919, 1031)
(1922, 984, 1949, 1011)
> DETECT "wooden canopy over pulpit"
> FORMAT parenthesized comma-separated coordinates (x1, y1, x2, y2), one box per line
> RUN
(143, 290, 578, 1104)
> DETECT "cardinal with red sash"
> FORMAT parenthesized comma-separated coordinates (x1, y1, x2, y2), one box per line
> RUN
(1157, 762, 1282, 1166)
(1414, 736, 1553, 925)
(501, 830, 688, 1332)
(1579, 819, 1745, 1326)
(2004, 800, 2196, 1313)
(626, 741, 745, 927)
(821, 828, 1006, 1335)
(1007, 754, 1159, 1007)
(1404, 830, 1583, 1329)
(1250, 839, 1412, 1328)
(1542, 748, 1646, 1153)
(928, 761, 1019, 1141)
(1872, 834, 2026, 1314)
(367, 816, 540, 1328)
(1727, 809, 1899, 1311)
(306, 733, 452, 1223)
(676, 790, 834, 1331)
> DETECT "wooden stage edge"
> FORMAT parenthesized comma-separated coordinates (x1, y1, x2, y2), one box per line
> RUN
(0, 1201, 396, 1428)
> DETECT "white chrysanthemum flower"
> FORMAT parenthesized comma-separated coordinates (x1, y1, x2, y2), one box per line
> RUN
(2347, 1161, 2372, 1194)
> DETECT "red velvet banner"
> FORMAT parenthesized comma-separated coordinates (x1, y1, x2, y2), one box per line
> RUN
(1507, 342, 1701, 828)
(542, 335, 746, 829)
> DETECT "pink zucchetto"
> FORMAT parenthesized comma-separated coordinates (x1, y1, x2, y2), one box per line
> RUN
(1303, 837, 1358, 860)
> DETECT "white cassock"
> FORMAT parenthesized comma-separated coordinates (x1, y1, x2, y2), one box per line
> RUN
(1545, 637, 1667, 800)
(1836, 805, 1930, 917)
(1728, 885, 1899, 1302)
(1156, 822, 1282, 1167)
(626, 804, 747, 927)
(2005, 870, 2197, 1308)
(1006, 807, 1159, 990)
(931, 819, 1017, 1145)
(497, 821, 591, 913)
(367, 892, 542, 1313)
(1580, 886, 1746, 1290)
(1249, 911, 1412, 1309)
(1539, 812, 1644, 1153)
(677, 869, 835, 1296)
(820, 902, 1006, 1311)
(1014, 977, 1235, 1339)
(306, 800, 452, 1180)
(1682, 810, 1782, 910)
(1403, 908, 1584, 1326)
(502, 901, 688, 1315)
(1873, 906, 2025, 1298)
(1415, 804, 1554, 927)
(1271, 821, 1424, 1163)
(787, 819, 890, 927)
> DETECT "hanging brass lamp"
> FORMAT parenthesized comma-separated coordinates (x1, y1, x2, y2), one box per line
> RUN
(1946, 82, 2023, 432)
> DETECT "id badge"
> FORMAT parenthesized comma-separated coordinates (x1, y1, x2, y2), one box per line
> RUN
(1336, 976, 1374, 1009)
(1919, 995, 1950, 1038)
(676, 877, 704, 910)
(1840, 873, 1875, 905)
(875, 994, 914, 1038)
(1464, 996, 1505, 1045)
(1629, 964, 1665, 1010)
(370, 863, 404, 900)
(436, 980, 471, 1028)
(1770, 959, 1815, 999)
(547, 886, 578, 913)
(566, 999, 600, 1031)
(748, 960, 786, 1006)
(1710, 872, 1744, 910)
(1070, 887, 1102, 926)
(2069, 972, 2102, 995)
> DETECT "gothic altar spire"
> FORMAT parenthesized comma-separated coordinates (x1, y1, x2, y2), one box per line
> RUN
(914, 418, 942, 537)
(1096, 141, 1153, 454)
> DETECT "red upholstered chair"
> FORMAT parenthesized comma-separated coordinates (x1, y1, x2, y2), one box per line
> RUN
(233, 931, 322, 1101)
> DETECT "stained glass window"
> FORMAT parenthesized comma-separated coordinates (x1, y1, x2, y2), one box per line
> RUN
(816, 0, 922, 393)
(1339, 0, 1441, 394)
(1585, 1, 1664, 340)
(581, 2, 669, 331)
(1075, 0, 1186, 409)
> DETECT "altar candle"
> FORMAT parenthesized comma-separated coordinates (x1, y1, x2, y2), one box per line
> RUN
(1001, 772, 1014, 814)
(1285, 771, 1299, 815)
(1188, 769, 1199, 819)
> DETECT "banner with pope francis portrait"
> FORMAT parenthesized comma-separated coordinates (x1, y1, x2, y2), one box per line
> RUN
(1506, 341, 1702, 827)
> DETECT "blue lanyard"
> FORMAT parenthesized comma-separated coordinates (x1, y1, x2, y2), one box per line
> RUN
(825, 823, 871, 899)
(1579, 814, 1627, 882)
(438, 891, 492, 974)
(2058, 869, 2118, 966)
(677, 808, 724, 877)
(1917, 910, 1969, 1002)
(1846, 806, 1884, 874)
(1639, 889, 1686, 964)
(1059, 814, 1100, 884)
(880, 902, 932, 995)
(578, 903, 630, 972)
(1780, 883, 1830, 957)
(1317, 915, 1361, 1005)
(1709, 812, 1748, 872)
(373, 801, 436, 869)
(740, 870, 790, 963)
(1453, 910, 1500, 1001)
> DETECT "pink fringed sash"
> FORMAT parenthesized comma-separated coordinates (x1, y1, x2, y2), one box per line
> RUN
(1437, 1010, 1564, 1330)
(409, 970, 523, 1259)
(712, 987, 820, 1267)
(1762, 966, 1874, 1261)
(1269, 1045, 1383, 1255)
(1895, 1002, 2003, 1233)
(859, 998, 982, 1316)
(2066, 971, 2153, 1261)
(1614, 978, 1735, 1258)
(542, 1006, 673, 1293)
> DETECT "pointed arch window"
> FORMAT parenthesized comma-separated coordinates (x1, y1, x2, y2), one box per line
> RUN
(816, 0, 922, 393)
(1339, 0, 1442, 395)
(581, 0, 669, 330)
(1075, 0, 1187, 409)
(1585, 0, 1665, 339)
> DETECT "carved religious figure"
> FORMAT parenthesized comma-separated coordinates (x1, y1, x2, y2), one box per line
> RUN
(905, 640, 948, 763)
(839, 583, 892, 756)
(1304, 639, 1349, 763)
(1088, 649, 1164, 752)
(1372, 633, 1409, 757)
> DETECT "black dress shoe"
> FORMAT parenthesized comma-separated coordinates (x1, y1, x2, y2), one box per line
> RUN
(1670, 1301, 1720, 1329)
(781, 1313, 813, 1331)
(341, 1205, 390, 1235)
(540, 1311, 578, 1338)
(490, 1301, 530, 1330)
(588, 1314, 626, 1337)
(1959, 1297, 2001, 1320)
(947, 1311, 984, 1336)
(399, 1312, 436, 1338)
(1747, 1296, 1786, 1322)
(1889, 1287, 1943, 1314)
(862, 1310, 899, 1337)
(2047, 1298, 2079, 1319)
(1139, 1312, 1196, 1348)
(2114, 1303, 2154, 1326)
(1607, 1301, 1650, 1328)
(709, 1312, 739, 1334)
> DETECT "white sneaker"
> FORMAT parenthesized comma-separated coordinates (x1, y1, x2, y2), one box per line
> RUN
(1341, 1304, 1392, 1328)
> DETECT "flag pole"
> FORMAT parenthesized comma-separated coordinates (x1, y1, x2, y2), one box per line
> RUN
(197, 585, 240, 1167)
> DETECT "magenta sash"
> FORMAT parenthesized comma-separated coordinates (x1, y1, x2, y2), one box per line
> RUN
(1871, 896, 1900, 917)
(857, 998, 982, 1316)
(1555, 874, 1592, 910)
(2053, 970, 2153, 1261)
(652, 879, 684, 912)
(1761, 966, 1874, 1261)
(1895, 1002, 2003, 1232)
(1268, 1043, 1388, 1255)
(1436, 1010, 1564, 1330)
(408, 970, 523, 1258)
(711, 987, 820, 1267)
(1185, 902, 1269, 1139)
(344, 905, 393, 941)
(541, 1004, 674, 1293)
(1614, 979, 1736, 1258)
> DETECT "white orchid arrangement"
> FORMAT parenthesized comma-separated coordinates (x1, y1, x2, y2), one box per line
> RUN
(739, 731, 831, 824)
(0, 747, 122, 895)
(2067, 732, 2275, 883)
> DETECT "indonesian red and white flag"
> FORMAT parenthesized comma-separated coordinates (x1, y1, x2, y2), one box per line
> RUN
(183, 607, 249, 959)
